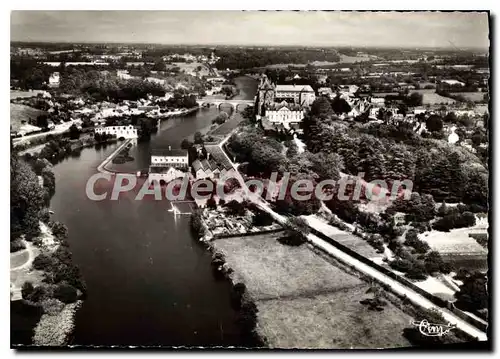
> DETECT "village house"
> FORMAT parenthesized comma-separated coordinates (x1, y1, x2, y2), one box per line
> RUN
(49, 72, 60, 88)
(318, 87, 334, 98)
(191, 151, 236, 180)
(370, 97, 385, 106)
(441, 79, 466, 87)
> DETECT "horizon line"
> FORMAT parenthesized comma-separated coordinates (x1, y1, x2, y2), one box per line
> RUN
(10, 40, 489, 51)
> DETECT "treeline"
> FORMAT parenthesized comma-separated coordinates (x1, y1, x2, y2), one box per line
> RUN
(11, 58, 53, 90)
(59, 67, 166, 101)
(214, 48, 341, 70)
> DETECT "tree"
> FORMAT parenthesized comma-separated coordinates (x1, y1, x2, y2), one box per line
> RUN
(310, 97, 333, 118)
(454, 271, 488, 312)
(35, 115, 49, 129)
(309, 151, 343, 181)
(398, 103, 408, 117)
(206, 197, 217, 210)
(285, 140, 299, 158)
(68, 124, 81, 140)
(404, 229, 430, 254)
(181, 139, 193, 150)
(458, 114, 474, 128)
(426, 115, 443, 132)
(252, 211, 274, 226)
(194, 131, 204, 144)
(278, 217, 310, 246)
(424, 251, 450, 274)
(437, 201, 448, 217)
(405, 92, 423, 107)
(54, 283, 78, 303)
(11, 157, 46, 240)
(241, 106, 255, 122)
(21, 282, 34, 300)
(331, 96, 351, 114)
(444, 112, 458, 123)
(405, 260, 428, 280)
(225, 200, 247, 216)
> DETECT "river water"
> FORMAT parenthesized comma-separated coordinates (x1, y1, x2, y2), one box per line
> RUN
(25, 76, 257, 347)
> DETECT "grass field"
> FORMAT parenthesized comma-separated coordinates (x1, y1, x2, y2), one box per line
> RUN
(450, 92, 487, 103)
(256, 285, 413, 349)
(10, 250, 30, 269)
(11, 103, 46, 132)
(304, 215, 381, 258)
(410, 89, 456, 105)
(208, 113, 245, 137)
(10, 90, 44, 100)
(213, 232, 364, 300)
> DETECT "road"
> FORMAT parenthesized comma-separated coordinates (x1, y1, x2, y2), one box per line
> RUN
(13, 120, 76, 145)
(217, 131, 488, 342)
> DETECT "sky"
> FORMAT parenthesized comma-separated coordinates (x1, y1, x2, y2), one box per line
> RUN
(11, 11, 490, 49)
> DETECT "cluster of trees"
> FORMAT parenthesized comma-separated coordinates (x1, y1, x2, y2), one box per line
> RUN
(214, 48, 340, 70)
(59, 67, 166, 101)
(303, 98, 488, 210)
(228, 127, 286, 177)
(162, 89, 198, 109)
(212, 112, 229, 125)
(11, 58, 53, 90)
(11, 156, 48, 241)
(433, 202, 476, 232)
(23, 221, 86, 305)
(454, 271, 488, 315)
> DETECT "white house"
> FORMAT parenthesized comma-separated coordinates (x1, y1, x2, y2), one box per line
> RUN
(95, 125, 138, 139)
(369, 107, 380, 118)
(148, 166, 187, 184)
(148, 147, 189, 183)
(441, 79, 466, 87)
(150, 147, 189, 169)
(370, 97, 385, 106)
(448, 127, 460, 144)
(49, 72, 60, 87)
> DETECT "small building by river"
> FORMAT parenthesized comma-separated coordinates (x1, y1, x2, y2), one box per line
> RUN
(148, 147, 189, 184)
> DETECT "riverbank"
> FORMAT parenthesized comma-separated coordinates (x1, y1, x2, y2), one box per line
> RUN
(11, 222, 84, 347)
(158, 106, 199, 119)
(97, 138, 133, 174)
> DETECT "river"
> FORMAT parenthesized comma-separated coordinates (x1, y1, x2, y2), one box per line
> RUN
(13, 76, 258, 347)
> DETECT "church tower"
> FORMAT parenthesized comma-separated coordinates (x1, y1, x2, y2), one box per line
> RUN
(256, 74, 275, 116)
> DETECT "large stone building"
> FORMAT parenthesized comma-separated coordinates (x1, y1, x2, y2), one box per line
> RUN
(256, 74, 316, 116)
(264, 102, 305, 128)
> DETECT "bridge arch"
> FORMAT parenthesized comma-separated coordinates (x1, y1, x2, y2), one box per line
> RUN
(235, 103, 252, 112)
(218, 102, 235, 112)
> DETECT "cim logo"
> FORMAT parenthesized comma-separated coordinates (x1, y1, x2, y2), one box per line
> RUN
(412, 320, 457, 337)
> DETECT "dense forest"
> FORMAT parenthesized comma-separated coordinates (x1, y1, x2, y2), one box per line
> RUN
(214, 48, 341, 69)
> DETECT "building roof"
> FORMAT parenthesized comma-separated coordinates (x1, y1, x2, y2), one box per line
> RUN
(151, 148, 188, 157)
(205, 146, 233, 170)
(266, 101, 303, 111)
(275, 85, 314, 93)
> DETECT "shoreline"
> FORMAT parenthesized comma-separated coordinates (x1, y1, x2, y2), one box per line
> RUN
(97, 138, 133, 174)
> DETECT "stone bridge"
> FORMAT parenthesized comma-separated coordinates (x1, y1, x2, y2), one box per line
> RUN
(196, 99, 254, 112)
